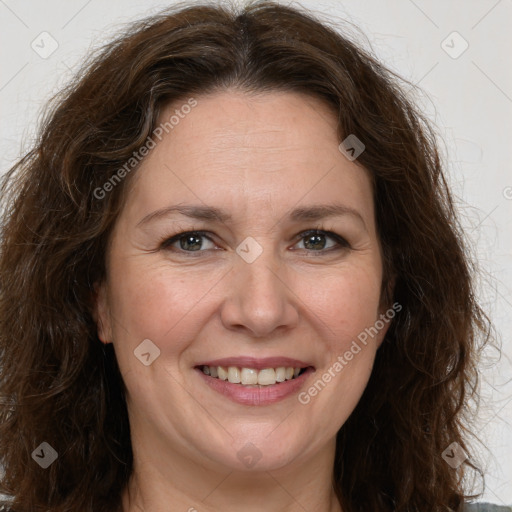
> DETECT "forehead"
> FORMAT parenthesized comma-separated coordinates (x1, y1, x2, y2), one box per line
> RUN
(124, 90, 375, 229)
(159, 90, 340, 164)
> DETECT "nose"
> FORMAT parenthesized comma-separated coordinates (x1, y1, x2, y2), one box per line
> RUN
(220, 248, 300, 338)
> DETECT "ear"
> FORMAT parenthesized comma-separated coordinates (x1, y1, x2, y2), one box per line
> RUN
(92, 280, 113, 344)
(375, 312, 392, 350)
(376, 273, 397, 349)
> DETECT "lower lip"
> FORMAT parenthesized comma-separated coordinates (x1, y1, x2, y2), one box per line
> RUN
(194, 367, 315, 406)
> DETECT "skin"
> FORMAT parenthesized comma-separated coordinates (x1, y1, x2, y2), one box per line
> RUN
(94, 90, 392, 512)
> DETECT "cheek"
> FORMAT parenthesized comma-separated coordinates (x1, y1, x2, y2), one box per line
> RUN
(107, 258, 224, 359)
(112, 269, 173, 333)
(296, 268, 382, 427)
(111, 258, 196, 323)
(305, 265, 382, 343)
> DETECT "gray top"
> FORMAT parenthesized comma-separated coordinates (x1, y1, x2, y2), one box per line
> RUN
(464, 504, 512, 512)
(1, 502, 511, 511)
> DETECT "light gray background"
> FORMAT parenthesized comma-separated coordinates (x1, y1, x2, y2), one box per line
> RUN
(1, 0, 511, 505)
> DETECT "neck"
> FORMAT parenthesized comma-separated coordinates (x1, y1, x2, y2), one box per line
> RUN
(121, 435, 343, 512)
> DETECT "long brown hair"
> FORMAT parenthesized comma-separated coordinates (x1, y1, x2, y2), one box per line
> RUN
(0, 1, 492, 510)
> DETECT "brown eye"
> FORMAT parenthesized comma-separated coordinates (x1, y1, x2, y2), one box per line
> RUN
(161, 231, 216, 252)
(303, 233, 329, 250)
(294, 230, 349, 252)
(177, 234, 204, 251)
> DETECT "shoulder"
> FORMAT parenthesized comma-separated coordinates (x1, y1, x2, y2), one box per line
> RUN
(464, 503, 512, 512)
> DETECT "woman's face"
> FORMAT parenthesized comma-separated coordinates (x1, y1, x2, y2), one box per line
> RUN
(95, 90, 390, 474)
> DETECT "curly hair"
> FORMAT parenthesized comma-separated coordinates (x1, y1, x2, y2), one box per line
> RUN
(0, 1, 492, 511)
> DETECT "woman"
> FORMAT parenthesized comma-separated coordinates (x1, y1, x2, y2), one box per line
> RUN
(0, 1, 508, 511)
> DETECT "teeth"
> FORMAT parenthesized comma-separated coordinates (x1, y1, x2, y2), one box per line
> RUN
(275, 367, 286, 382)
(228, 366, 241, 383)
(201, 365, 305, 386)
(241, 368, 258, 385)
(217, 366, 228, 380)
(258, 368, 276, 385)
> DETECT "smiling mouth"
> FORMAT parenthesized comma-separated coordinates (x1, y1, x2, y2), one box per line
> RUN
(196, 365, 311, 387)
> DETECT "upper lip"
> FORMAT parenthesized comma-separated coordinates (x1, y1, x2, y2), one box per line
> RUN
(195, 356, 314, 370)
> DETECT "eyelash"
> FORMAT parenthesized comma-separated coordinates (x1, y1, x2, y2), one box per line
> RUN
(159, 228, 350, 255)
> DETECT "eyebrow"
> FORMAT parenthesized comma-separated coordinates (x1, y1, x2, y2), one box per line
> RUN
(137, 203, 366, 229)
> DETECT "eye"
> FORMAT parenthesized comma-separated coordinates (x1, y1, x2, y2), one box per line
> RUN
(159, 229, 350, 255)
(160, 231, 217, 252)
(293, 230, 349, 252)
